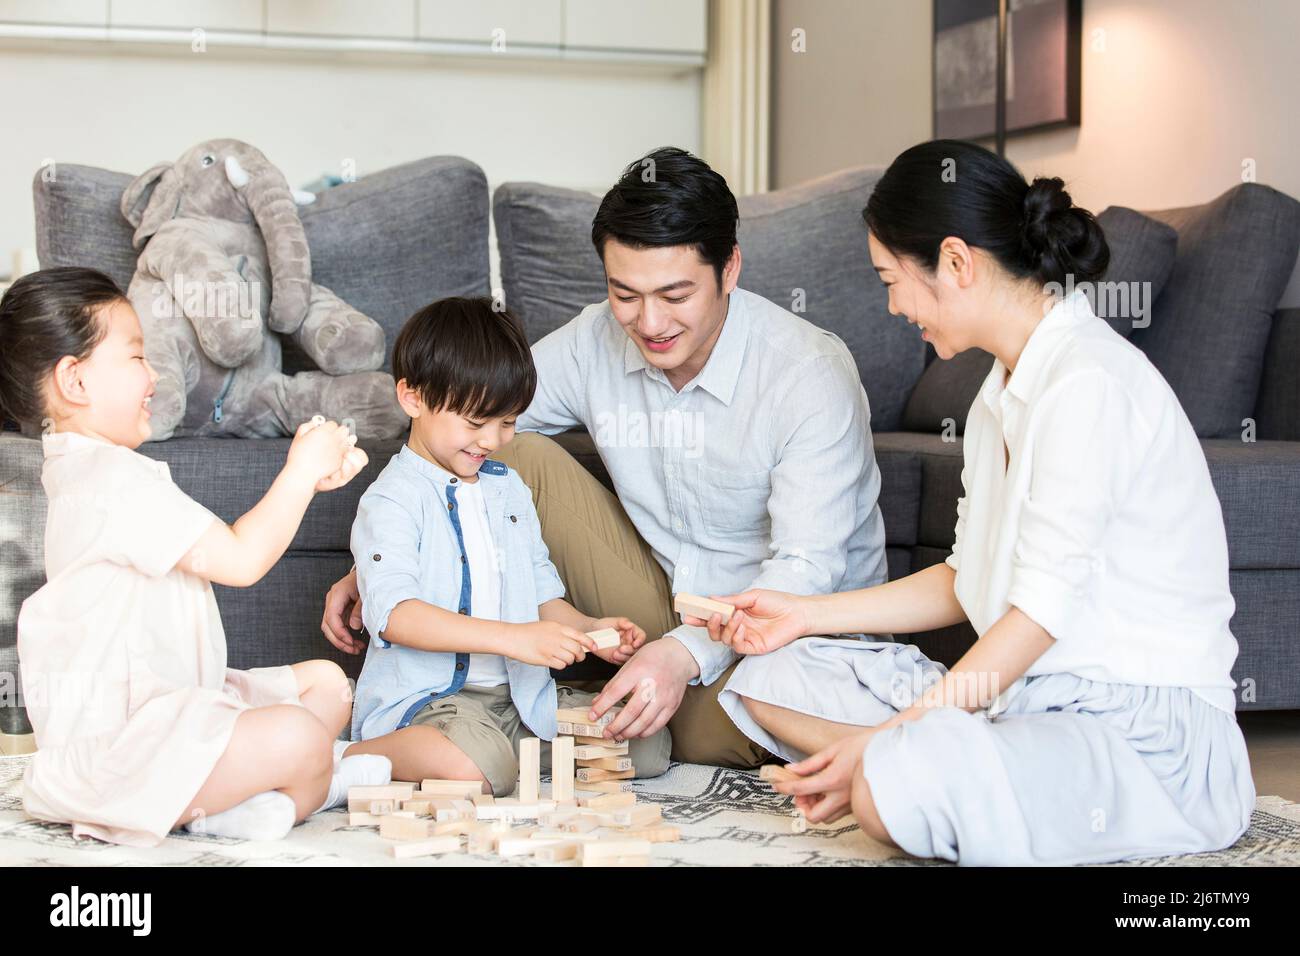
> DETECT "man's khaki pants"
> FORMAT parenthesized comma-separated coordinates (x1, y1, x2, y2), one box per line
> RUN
(494, 432, 769, 769)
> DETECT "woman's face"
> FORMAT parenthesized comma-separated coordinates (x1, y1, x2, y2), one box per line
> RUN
(868, 231, 972, 361)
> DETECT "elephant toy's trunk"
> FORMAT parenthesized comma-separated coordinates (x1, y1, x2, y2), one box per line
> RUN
(244, 176, 312, 334)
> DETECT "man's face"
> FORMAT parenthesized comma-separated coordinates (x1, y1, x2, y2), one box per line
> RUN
(601, 239, 740, 379)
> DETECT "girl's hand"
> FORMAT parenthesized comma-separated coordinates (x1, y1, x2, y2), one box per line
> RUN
(588, 616, 645, 665)
(682, 589, 810, 655)
(316, 446, 368, 492)
(770, 729, 873, 825)
(286, 417, 356, 488)
(511, 621, 597, 670)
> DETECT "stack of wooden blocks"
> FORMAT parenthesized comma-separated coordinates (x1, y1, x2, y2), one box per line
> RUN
(345, 704, 679, 865)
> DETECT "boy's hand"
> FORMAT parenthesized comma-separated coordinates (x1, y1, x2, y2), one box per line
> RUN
(286, 417, 356, 488)
(588, 616, 645, 665)
(511, 621, 597, 670)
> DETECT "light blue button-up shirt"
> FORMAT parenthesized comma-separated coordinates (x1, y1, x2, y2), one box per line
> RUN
(349, 445, 566, 742)
(519, 287, 889, 686)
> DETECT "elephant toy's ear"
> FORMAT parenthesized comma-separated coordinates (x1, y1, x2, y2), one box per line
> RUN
(120, 161, 179, 250)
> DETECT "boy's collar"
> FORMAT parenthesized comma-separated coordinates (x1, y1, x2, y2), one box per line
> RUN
(396, 443, 508, 487)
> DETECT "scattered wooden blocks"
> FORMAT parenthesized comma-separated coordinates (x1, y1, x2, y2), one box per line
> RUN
(674, 593, 735, 626)
(580, 791, 636, 811)
(533, 841, 582, 863)
(622, 825, 680, 844)
(349, 783, 414, 804)
(348, 811, 383, 827)
(519, 737, 540, 804)
(389, 835, 462, 859)
(379, 815, 435, 841)
(586, 628, 622, 650)
(419, 779, 484, 798)
(432, 818, 476, 837)
(576, 767, 635, 783)
(608, 804, 661, 828)
(576, 755, 633, 772)
(552, 735, 575, 802)
(368, 799, 394, 816)
(561, 815, 600, 834)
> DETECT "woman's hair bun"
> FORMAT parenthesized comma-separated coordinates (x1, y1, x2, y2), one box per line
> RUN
(1020, 176, 1109, 286)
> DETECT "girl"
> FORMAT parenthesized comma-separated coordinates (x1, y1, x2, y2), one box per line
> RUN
(0, 267, 389, 847)
(695, 140, 1256, 866)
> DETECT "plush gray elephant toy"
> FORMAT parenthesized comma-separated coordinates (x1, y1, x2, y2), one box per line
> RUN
(120, 138, 407, 441)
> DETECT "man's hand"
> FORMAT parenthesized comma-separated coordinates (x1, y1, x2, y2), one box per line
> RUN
(587, 637, 699, 742)
(588, 616, 645, 665)
(681, 589, 811, 656)
(321, 566, 366, 655)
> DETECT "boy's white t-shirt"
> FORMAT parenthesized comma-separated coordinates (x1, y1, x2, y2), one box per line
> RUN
(455, 478, 509, 687)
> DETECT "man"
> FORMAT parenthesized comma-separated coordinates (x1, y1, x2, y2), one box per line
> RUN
(322, 146, 889, 768)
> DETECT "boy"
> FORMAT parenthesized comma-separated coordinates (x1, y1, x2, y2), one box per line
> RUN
(341, 297, 671, 794)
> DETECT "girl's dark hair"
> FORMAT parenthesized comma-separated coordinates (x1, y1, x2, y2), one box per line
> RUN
(864, 139, 1109, 287)
(591, 146, 739, 286)
(0, 267, 125, 434)
(391, 296, 536, 421)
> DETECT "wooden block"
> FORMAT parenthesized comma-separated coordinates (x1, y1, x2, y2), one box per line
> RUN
(581, 791, 636, 810)
(622, 825, 680, 844)
(574, 735, 617, 747)
(585, 628, 621, 649)
(556, 706, 618, 728)
(500, 833, 567, 858)
(389, 835, 462, 859)
(472, 793, 495, 808)
(519, 737, 541, 804)
(401, 799, 435, 815)
(576, 767, 635, 782)
(568, 722, 613, 738)
(552, 735, 575, 802)
(368, 799, 395, 816)
(572, 742, 629, 759)
(418, 779, 484, 798)
(538, 807, 581, 828)
(475, 801, 555, 821)
(347, 811, 383, 826)
(561, 815, 600, 834)
(349, 783, 414, 803)
(391, 810, 417, 819)
(435, 802, 475, 823)
(674, 592, 735, 625)
(534, 840, 582, 862)
(573, 779, 634, 794)
(583, 854, 650, 867)
(580, 838, 653, 861)
(379, 815, 435, 841)
(576, 756, 633, 772)
(556, 721, 574, 735)
(432, 818, 476, 837)
(759, 764, 800, 784)
(609, 804, 661, 828)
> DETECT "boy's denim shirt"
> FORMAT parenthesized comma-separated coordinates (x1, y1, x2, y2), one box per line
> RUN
(350, 444, 565, 742)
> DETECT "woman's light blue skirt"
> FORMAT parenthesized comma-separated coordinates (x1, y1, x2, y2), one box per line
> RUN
(719, 637, 1255, 866)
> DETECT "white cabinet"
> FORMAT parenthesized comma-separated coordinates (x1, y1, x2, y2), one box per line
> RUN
(418, 0, 562, 47)
(265, 0, 413, 39)
(565, 0, 706, 54)
(110, 1, 263, 32)
(0, 1, 107, 26)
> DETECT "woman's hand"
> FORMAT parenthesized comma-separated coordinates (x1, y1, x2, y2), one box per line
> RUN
(321, 566, 366, 655)
(511, 621, 598, 670)
(682, 589, 811, 655)
(286, 417, 356, 489)
(771, 729, 874, 825)
(588, 616, 645, 665)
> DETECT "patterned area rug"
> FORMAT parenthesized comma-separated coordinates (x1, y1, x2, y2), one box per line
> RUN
(2, 754, 1298, 866)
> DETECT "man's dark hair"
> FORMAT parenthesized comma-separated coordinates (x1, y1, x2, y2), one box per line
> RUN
(591, 146, 739, 286)
(0, 266, 125, 434)
(391, 296, 536, 420)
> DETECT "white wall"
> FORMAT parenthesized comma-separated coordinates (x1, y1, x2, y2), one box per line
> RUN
(0, 42, 702, 281)
(771, 0, 1300, 305)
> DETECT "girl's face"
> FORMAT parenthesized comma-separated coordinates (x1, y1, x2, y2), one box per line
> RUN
(53, 299, 158, 448)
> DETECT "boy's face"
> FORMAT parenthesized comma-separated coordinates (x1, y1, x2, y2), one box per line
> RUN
(601, 238, 740, 385)
(50, 299, 158, 448)
(396, 380, 517, 481)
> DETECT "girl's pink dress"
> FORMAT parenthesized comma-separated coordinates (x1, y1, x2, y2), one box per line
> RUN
(18, 431, 301, 846)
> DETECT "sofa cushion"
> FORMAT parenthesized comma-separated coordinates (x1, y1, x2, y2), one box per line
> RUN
(1256, 308, 1300, 441)
(899, 205, 1179, 434)
(1202, 439, 1300, 569)
(494, 165, 928, 432)
(32, 155, 490, 372)
(1131, 183, 1300, 438)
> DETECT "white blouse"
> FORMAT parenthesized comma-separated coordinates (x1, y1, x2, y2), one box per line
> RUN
(947, 290, 1239, 715)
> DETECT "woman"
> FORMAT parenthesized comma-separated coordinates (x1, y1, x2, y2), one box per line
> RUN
(694, 140, 1255, 866)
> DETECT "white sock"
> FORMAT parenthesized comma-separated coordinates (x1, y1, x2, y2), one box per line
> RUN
(316, 753, 392, 813)
(183, 790, 296, 841)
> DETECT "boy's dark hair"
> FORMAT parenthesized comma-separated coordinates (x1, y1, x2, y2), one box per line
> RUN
(391, 297, 536, 421)
(0, 267, 126, 434)
(591, 146, 739, 287)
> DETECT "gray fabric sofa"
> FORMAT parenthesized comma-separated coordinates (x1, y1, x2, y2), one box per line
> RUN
(2, 156, 1298, 744)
